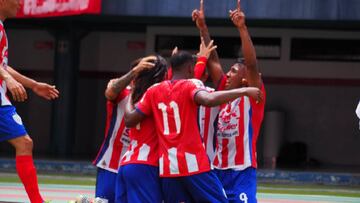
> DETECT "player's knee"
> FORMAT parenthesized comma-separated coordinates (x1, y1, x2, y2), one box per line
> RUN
(14, 136, 33, 154)
(22, 136, 33, 150)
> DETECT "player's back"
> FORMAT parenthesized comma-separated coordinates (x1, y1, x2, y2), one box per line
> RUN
(137, 79, 211, 177)
(121, 116, 159, 167)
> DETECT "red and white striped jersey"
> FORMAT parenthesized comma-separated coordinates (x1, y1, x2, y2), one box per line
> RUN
(120, 116, 159, 166)
(93, 87, 131, 173)
(213, 84, 266, 170)
(198, 76, 226, 162)
(0, 21, 11, 106)
(136, 79, 211, 177)
(198, 102, 219, 163)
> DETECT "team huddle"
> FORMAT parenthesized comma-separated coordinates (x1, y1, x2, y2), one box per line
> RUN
(93, 1, 266, 203)
(0, 0, 265, 202)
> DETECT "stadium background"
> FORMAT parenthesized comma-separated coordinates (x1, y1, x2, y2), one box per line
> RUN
(0, 0, 359, 173)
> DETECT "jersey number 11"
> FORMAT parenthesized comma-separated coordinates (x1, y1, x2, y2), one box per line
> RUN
(158, 101, 181, 135)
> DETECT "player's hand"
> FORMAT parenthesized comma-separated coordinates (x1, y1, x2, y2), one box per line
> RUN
(132, 56, 156, 75)
(229, 0, 246, 29)
(107, 78, 118, 90)
(171, 46, 178, 56)
(4, 76, 27, 102)
(32, 82, 59, 100)
(243, 87, 263, 103)
(192, 0, 207, 30)
(197, 37, 217, 59)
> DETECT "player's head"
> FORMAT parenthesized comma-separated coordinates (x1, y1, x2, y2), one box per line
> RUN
(0, 0, 20, 19)
(225, 58, 248, 89)
(131, 55, 168, 104)
(170, 51, 195, 79)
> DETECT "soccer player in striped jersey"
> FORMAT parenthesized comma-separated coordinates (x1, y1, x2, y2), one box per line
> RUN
(169, 45, 221, 163)
(0, 1, 59, 202)
(194, 0, 266, 202)
(92, 58, 153, 202)
(116, 55, 168, 203)
(125, 39, 263, 203)
(192, 0, 229, 162)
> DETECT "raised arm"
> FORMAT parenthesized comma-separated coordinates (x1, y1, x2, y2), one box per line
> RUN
(194, 86, 263, 107)
(7, 66, 59, 101)
(192, 0, 224, 86)
(105, 56, 156, 101)
(230, 0, 261, 88)
(197, 37, 217, 61)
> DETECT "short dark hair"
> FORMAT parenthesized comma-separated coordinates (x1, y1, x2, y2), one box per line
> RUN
(170, 51, 194, 72)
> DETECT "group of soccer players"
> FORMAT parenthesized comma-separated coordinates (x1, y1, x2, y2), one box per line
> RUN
(93, 0, 266, 202)
(0, 0, 265, 202)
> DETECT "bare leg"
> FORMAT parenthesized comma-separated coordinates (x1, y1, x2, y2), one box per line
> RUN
(8, 135, 44, 203)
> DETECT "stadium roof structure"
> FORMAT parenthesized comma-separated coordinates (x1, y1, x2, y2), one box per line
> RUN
(102, 0, 360, 21)
(7, 0, 360, 31)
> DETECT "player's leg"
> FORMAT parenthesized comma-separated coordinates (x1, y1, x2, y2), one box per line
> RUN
(115, 166, 127, 203)
(95, 167, 117, 202)
(215, 167, 257, 203)
(121, 164, 162, 203)
(161, 176, 193, 203)
(9, 135, 45, 203)
(183, 170, 228, 203)
(0, 106, 43, 203)
(1, 106, 44, 203)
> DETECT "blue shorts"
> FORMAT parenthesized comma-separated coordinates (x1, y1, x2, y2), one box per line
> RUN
(116, 164, 162, 203)
(214, 167, 257, 203)
(0, 106, 27, 142)
(95, 167, 117, 203)
(162, 170, 228, 203)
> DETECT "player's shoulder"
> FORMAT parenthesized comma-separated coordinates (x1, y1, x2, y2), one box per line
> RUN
(0, 24, 5, 40)
(205, 86, 215, 92)
(123, 85, 132, 95)
(148, 81, 165, 90)
(144, 81, 168, 96)
(0, 23, 5, 33)
(0, 22, 4, 31)
(186, 78, 205, 88)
